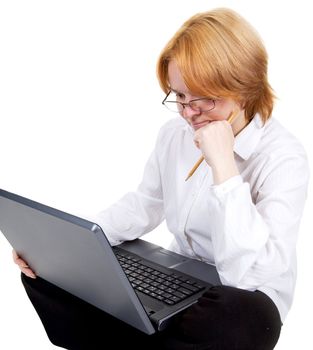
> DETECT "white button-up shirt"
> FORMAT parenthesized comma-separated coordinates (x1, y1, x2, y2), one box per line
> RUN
(95, 114, 309, 321)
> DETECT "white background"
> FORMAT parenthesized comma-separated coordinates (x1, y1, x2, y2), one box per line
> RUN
(0, 1, 312, 348)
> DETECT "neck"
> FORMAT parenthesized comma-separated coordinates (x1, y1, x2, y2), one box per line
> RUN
(232, 110, 249, 136)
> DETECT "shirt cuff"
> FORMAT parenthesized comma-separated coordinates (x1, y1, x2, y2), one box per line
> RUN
(210, 175, 243, 198)
(87, 213, 123, 246)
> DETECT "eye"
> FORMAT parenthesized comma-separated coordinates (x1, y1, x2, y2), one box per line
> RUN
(175, 92, 185, 101)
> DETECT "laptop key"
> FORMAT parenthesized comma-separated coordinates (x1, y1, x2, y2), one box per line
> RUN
(172, 291, 186, 299)
(177, 287, 193, 296)
(180, 282, 202, 292)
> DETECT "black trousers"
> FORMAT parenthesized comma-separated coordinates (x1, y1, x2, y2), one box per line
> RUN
(21, 274, 281, 350)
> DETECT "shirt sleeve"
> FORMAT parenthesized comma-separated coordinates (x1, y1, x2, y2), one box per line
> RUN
(203, 152, 309, 289)
(93, 138, 164, 246)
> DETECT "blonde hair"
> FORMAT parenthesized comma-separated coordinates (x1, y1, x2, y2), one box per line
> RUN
(157, 8, 275, 123)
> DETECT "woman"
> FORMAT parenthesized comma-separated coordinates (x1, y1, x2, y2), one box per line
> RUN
(14, 8, 309, 350)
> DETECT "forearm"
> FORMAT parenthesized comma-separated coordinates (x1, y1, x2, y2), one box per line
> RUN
(95, 190, 164, 245)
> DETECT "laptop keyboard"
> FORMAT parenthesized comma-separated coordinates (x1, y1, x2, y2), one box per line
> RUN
(115, 250, 206, 306)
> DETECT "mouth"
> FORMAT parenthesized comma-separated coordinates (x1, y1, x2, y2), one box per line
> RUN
(191, 120, 211, 130)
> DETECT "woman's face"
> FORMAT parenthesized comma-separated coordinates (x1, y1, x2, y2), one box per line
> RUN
(167, 60, 246, 133)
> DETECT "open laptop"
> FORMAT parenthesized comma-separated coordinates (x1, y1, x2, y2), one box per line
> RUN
(0, 188, 221, 335)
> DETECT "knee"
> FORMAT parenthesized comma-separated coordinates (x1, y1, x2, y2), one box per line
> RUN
(249, 290, 282, 350)
(214, 286, 282, 350)
(177, 285, 281, 350)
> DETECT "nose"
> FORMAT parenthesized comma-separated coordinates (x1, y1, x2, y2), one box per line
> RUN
(181, 104, 201, 121)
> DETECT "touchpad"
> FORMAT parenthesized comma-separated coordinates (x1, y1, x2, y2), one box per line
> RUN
(147, 249, 188, 268)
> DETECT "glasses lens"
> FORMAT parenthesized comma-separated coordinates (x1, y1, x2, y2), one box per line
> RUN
(163, 91, 215, 113)
(163, 101, 182, 113)
(163, 91, 183, 113)
(190, 99, 215, 112)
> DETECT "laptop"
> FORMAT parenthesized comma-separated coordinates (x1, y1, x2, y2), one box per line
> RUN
(0, 188, 221, 335)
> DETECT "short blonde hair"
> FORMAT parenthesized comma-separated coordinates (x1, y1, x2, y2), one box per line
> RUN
(157, 8, 275, 123)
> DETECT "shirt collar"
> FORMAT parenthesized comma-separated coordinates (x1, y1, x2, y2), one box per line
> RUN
(183, 123, 194, 135)
(234, 114, 266, 160)
(183, 114, 267, 161)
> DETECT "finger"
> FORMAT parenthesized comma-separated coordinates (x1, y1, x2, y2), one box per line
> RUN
(12, 250, 36, 278)
(193, 133, 201, 148)
(21, 267, 36, 279)
(193, 140, 200, 149)
(12, 250, 30, 267)
(14, 257, 29, 268)
(12, 249, 19, 263)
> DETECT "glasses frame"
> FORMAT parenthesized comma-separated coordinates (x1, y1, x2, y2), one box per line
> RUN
(162, 91, 216, 113)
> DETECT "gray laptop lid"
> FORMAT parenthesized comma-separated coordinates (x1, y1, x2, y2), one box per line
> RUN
(0, 189, 155, 334)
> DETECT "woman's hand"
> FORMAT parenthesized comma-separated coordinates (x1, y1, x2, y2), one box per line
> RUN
(194, 120, 239, 184)
(12, 250, 36, 279)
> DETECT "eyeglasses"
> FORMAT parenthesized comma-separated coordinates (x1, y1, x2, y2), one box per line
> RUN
(162, 91, 216, 114)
